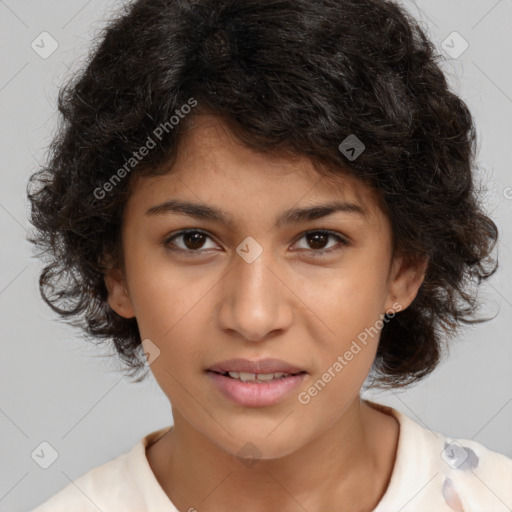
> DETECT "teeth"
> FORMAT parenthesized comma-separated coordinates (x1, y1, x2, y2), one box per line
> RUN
(255, 373, 277, 381)
(239, 372, 256, 381)
(227, 371, 293, 382)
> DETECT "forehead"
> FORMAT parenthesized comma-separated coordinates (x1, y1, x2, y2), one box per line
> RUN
(126, 114, 384, 223)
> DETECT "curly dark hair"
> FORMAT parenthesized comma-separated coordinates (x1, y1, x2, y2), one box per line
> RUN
(26, 0, 498, 388)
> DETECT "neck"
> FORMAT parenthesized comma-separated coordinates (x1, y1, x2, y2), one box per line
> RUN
(147, 398, 399, 512)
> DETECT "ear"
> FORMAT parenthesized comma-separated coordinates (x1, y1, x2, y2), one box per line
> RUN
(104, 266, 135, 319)
(385, 253, 428, 314)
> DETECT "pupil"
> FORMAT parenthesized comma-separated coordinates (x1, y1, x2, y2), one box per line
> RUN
(184, 232, 205, 250)
(308, 233, 327, 249)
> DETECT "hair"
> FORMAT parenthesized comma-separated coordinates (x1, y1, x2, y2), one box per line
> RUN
(26, 0, 498, 388)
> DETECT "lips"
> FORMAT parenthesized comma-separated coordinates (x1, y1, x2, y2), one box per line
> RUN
(207, 357, 306, 375)
(207, 369, 307, 407)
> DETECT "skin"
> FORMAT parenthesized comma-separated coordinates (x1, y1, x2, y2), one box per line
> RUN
(105, 114, 427, 512)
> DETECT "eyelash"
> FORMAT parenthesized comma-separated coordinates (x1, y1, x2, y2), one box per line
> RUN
(163, 229, 349, 257)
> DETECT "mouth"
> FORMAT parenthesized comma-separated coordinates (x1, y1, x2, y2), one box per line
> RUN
(207, 357, 306, 376)
(207, 369, 307, 383)
(206, 369, 307, 407)
(205, 358, 308, 406)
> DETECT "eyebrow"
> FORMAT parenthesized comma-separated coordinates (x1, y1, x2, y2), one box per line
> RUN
(145, 199, 369, 228)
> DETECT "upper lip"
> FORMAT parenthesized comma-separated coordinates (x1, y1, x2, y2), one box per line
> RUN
(207, 358, 306, 375)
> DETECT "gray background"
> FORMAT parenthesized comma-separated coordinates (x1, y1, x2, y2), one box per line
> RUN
(1, 0, 511, 510)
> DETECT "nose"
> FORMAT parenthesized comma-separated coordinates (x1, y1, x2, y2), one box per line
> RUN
(217, 245, 293, 342)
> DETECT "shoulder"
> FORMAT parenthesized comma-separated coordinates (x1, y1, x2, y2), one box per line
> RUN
(29, 449, 136, 511)
(366, 400, 512, 512)
(29, 427, 173, 511)
(434, 432, 512, 511)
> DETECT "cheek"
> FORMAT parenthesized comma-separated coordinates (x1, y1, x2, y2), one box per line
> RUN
(297, 280, 383, 416)
(124, 251, 216, 378)
(296, 259, 388, 344)
(123, 243, 199, 337)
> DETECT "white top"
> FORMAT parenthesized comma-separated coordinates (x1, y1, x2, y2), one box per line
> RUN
(30, 400, 512, 512)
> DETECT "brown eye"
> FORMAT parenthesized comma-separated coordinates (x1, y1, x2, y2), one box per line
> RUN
(294, 230, 348, 255)
(182, 231, 207, 250)
(307, 232, 329, 250)
(164, 230, 217, 253)
(164, 229, 348, 257)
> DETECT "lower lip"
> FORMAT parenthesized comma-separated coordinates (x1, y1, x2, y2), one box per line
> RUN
(206, 371, 306, 407)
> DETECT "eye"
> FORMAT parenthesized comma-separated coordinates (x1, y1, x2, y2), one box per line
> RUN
(164, 229, 348, 257)
(164, 229, 218, 255)
(293, 230, 349, 255)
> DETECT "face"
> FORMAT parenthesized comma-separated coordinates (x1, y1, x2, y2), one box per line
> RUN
(106, 114, 424, 460)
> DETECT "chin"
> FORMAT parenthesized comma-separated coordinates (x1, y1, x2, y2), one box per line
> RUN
(213, 423, 306, 462)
